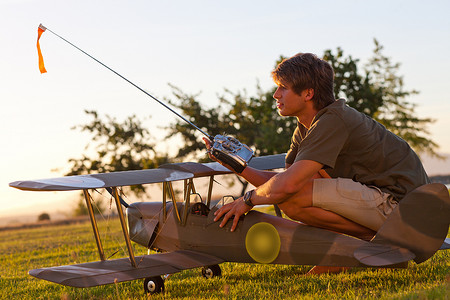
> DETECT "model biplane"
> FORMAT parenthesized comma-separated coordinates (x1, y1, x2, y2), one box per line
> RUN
(23, 25, 450, 294)
(9, 154, 450, 294)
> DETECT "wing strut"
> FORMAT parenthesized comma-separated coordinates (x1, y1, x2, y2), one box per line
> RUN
(206, 175, 214, 208)
(166, 182, 181, 223)
(83, 189, 105, 261)
(111, 187, 137, 267)
(162, 182, 167, 221)
(181, 178, 197, 225)
(105, 187, 129, 208)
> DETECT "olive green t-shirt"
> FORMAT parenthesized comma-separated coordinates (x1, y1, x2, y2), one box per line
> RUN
(285, 99, 430, 201)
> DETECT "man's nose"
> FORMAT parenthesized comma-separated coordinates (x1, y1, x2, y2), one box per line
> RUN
(273, 87, 281, 99)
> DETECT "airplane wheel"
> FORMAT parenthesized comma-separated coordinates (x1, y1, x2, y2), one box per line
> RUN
(143, 276, 164, 294)
(201, 265, 221, 279)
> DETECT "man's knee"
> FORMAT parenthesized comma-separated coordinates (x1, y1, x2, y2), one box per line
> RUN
(276, 173, 334, 223)
(313, 178, 396, 231)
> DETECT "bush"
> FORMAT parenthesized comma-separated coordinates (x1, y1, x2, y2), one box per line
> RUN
(37, 213, 50, 222)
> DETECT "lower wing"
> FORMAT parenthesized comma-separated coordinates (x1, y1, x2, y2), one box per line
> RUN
(29, 250, 223, 288)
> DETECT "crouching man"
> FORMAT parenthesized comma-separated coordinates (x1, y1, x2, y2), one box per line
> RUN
(204, 53, 429, 274)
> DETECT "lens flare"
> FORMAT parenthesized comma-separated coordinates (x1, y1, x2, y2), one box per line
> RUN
(245, 222, 281, 264)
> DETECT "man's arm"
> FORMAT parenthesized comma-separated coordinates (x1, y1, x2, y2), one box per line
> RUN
(239, 166, 278, 187)
(251, 160, 323, 204)
(214, 159, 323, 231)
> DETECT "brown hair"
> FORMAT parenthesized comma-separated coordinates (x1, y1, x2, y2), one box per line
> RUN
(272, 53, 335, 111)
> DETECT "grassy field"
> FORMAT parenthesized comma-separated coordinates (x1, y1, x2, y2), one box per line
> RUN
(1, 215, 449, 300)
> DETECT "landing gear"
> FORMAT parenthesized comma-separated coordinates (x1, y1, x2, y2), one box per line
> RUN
(143, 265, 221, 294)
(201, 264, 222, 279)
(143, 276, 164, 294)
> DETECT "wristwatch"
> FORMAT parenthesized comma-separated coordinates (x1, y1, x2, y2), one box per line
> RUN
(243, 190, 255, 207)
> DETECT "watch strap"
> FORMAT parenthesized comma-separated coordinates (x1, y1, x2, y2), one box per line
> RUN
(243, 190, 255, 207)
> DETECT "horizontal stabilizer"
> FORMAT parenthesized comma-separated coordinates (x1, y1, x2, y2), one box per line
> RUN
(371, 183, 450, 264)
(29, 250, 223, 288)
(354, 243, 415, 266)
(440, 238, 450, 250)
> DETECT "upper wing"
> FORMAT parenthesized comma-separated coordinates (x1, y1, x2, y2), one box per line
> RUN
(248, 153, 286, 170)
(10, 154, 286, 192)
(160, 153, 286, 178)
(29, 250, 224, 288)
(9, 168, 194, 191)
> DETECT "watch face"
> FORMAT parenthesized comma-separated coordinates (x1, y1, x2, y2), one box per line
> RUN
(244, 190, 254, 206)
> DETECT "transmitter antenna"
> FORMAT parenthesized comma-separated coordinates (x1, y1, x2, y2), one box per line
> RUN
(40, 24, 213, 140)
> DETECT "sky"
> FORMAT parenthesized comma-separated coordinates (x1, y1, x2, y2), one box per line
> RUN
(1, 0, 450, 222)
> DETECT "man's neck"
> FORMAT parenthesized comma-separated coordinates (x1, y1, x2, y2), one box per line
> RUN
(296, 109, 318, 129)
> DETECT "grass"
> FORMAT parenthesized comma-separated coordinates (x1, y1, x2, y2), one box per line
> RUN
(0, 214, 449, 299)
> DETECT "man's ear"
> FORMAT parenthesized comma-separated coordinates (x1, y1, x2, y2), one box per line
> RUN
(305, 88, 314, 101)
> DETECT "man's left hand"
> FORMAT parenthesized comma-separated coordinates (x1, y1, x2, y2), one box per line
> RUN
(213, 197, 252, 232)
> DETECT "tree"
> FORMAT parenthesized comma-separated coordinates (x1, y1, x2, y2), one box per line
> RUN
(165, 85, 230, 161)
(66, 110, 170, 197)
(166, 85, 297, 194)
(72, 197, 105, 217)
(37, 212, 50, 222)
(366, 40, 438, 156)
(166, 84, 297, 159)
(166, 40, 439, 192)
(323, 39, 439, 156)
(323, 47, 384, 117)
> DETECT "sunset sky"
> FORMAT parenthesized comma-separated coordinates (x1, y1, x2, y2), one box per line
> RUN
(1, 0, 449, 222)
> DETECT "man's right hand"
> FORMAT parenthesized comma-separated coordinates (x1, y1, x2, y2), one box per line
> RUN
(203, 137, 238, 173)
(213, 195, 253, 232)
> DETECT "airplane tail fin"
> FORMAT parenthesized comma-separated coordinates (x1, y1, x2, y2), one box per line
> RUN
(367, 183, 450, 264)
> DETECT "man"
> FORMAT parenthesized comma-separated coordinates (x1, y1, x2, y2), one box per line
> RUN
(204, 53, 429, 273)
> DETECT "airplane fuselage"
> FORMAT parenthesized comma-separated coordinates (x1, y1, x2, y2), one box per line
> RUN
(127, 201, 370, 267)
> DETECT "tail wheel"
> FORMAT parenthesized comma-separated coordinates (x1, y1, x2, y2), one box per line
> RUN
(201, 264, 222, 279)
(143, 276, 164, 294)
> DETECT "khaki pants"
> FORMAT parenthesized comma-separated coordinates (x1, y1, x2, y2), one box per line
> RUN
(312, 178, 397, 231)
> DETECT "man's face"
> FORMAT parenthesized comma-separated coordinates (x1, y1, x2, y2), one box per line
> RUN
(273, 82, 308, 117)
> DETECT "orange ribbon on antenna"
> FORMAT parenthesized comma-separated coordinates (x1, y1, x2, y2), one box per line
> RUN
(37, 24, 47, 74)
